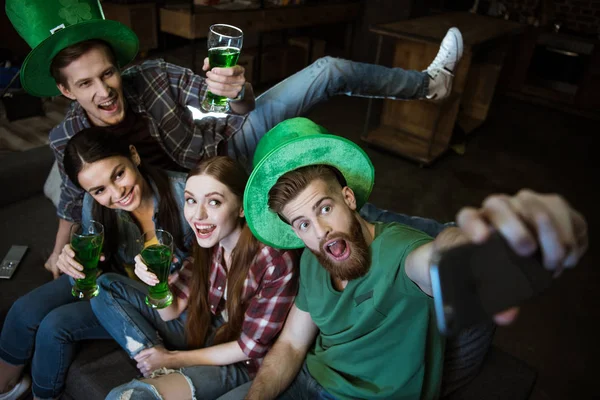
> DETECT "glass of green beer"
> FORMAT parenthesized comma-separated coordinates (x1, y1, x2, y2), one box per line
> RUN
(200, 23, 244, 113)
(70, 220, 104, 299)
(138, 229, 174, 309)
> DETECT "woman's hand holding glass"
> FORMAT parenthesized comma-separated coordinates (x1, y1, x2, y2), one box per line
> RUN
(134, 254, 181, 289)
(134, 254, 159, 286)
(56, 244, 105, 280)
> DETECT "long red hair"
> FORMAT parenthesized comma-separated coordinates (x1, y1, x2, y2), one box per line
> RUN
(185, 156, 259, 348)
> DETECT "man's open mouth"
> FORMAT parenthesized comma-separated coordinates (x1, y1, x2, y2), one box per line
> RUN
(324, 238, 351, 261)
(98, 97, 118, 112)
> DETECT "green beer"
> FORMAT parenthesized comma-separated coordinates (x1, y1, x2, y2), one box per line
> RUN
(205, 46, 241, 108)
(141, 244, 173, 309)
(71, 232, 103, 299)
(201, 24, 243, 113)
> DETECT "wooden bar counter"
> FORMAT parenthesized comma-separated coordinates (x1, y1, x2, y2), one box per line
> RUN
(363, 12, 525, 165)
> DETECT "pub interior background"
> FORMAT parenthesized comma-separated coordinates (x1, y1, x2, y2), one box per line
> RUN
(0, 0, 598, 399)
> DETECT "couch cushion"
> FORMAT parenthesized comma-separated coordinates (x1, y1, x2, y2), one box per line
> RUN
(443, 346, 537, 400)
(0, 146, 54, 208)
(63, 341, 140, 400)
(0, 194, 56, 326)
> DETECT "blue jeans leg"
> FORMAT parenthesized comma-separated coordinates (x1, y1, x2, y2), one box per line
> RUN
(229, 56, 429, 169)
(276, 362, 334, 400)
(31, 299, 112, 398)
(0, 275, 76, 366)
(90, 273, 187, 358)
(106, 363, 250, 400)
(0, 274, 113, 398)
(358, 202, 455, 238)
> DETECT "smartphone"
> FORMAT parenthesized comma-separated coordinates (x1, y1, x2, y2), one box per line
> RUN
(429, 233, 555, 336)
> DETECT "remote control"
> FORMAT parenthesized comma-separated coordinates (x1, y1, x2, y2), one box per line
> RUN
(0, 245, 28, 279)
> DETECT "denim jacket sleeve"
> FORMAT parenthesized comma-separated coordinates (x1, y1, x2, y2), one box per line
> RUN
(166, 171, 194, 273)
(81, 193, 94, 227)
(359, 202, 455, 238)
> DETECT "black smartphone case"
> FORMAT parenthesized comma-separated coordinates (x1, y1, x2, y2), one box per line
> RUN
(430, 233, 554, 336)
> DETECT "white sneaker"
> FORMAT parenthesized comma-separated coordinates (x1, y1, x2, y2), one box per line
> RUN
(426, 27, 464, 100)
(0, 374, 31, 400)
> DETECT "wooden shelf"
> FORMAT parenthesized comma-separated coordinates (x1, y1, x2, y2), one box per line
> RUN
(362, 125, 447, 166)
(160, 2, 361, 40)
(102, 2, 158, 53)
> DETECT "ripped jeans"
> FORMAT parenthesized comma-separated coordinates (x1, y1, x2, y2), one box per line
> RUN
(92, 273, 251, 400)
(91, 273, 188, 355)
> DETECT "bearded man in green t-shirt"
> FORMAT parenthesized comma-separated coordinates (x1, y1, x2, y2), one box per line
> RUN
(240, 118, 588, 400)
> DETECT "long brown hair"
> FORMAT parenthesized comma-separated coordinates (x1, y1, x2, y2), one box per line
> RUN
(185, 156, 259, 348)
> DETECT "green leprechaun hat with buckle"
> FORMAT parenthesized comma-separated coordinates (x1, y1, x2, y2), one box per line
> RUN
(244, 117, 375, 249)
(6, 0, 139, 97)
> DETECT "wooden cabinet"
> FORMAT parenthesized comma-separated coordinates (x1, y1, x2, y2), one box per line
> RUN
(159, 2, 361, 40)
(499, 26, 600, 118)
(101, 2, 158, 55)
(362, 12, 524, 165)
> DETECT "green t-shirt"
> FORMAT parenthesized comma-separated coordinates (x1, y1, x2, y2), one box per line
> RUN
(295, 222, 445, 400)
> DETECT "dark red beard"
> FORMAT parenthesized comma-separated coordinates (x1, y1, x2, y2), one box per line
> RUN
(309, 214, 371, 281)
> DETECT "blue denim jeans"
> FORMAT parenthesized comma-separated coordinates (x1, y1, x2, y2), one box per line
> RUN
(359, 202, 455, 237)
(228, 56, 429, 169)
(90, 273, 188, 357)
(0, 274, 112, 399)
(216, 362, 335, 400)
(94, 273, 252, 400)
(106, 363, 251, 400)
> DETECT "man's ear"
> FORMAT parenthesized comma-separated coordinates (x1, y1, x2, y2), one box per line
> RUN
(129, 145, 141, 166)
(239, 207, 245, 219)
(341, 186, 357, 211)
(57, 83, 76, 100)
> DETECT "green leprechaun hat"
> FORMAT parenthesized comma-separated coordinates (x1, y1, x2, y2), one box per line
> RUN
(6, 0, 139, 97)
(244, 117, 375, 249)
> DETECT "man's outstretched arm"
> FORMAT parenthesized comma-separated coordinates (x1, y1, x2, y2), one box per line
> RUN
(405, 189, 588, 323)
(245, 305, 318, 400)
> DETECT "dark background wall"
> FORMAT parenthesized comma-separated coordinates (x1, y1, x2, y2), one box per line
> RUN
(502, 0, 600, 35)
(1, 0, 30, 60)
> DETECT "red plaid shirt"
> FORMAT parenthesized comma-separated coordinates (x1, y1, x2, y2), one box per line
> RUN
(171, 243, 298, 377)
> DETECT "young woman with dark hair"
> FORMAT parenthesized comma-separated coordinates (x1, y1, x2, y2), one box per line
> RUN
(93, 156, 299, 400)
(0, 127, 192, 400)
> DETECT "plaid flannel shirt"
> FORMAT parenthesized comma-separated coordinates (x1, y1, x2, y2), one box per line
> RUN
(48, 59, 248, 222)
(171, 244, 298, 377)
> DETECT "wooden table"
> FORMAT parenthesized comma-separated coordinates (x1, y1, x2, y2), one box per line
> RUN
(362, 12, 525, 165)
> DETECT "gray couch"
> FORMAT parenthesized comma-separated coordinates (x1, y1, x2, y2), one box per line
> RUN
(0, 146, 537, 400)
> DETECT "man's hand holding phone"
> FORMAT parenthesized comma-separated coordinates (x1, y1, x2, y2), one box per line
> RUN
(430, 190, 588, 335)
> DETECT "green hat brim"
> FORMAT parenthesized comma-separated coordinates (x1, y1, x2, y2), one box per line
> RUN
(20, 19, 139, 97)
(244, 134, 374, 249)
